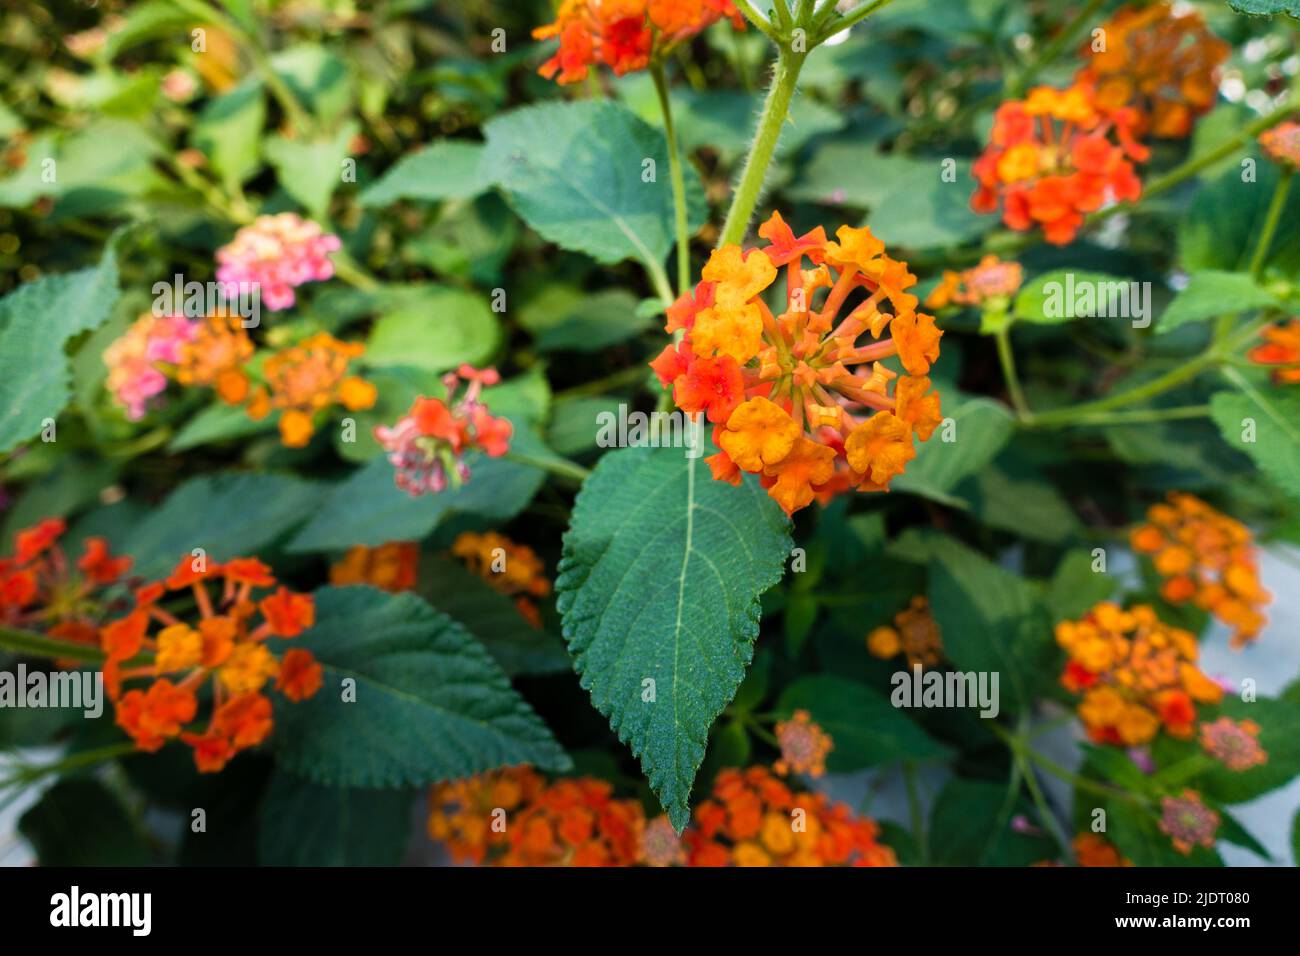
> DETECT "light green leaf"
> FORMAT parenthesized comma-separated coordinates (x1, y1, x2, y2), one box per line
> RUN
(777, 676, 951, 772)
(0, 241, 120, 452)
(359, 140, 489, 206)
(264, 122, 358, 220)
(520, 288, 652, 352)
(1013, 270, 1132, 324)
(1158, 271, 1279, 333)
(482, 100, 706, 268)
(869, 159, 989, 249)
(272, 586, 570, 787)
(169, 401, 276, 452)
(123, 473, 321, 579)
(892, 397, 1015, 505)
(191, 80, 266, 188)
(1047, 550, 1115, 622)
(1209, 383, 1300, 498)
(257, 771, 414, 866)
(556, 443, 792, 830)
(1196, 696, 1300, 804)
(364, 284, 501, 372)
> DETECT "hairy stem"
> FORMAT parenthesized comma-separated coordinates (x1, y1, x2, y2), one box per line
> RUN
(652, 63, 692, 295)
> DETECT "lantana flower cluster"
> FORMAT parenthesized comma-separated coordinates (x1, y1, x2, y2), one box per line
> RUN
(652, 214, 943, 514)
(105, 312, 374, 447)
(1158, 790, 1220, 854)
(215, 213, 341, 312)
(1076, 2, 1229, 139)
(684, 766, 898, 867)
(0, 518, 131, 648)
(375, 366, 513, 496)
(1056, 601, 1223, 746)
(428, 766, 642, 866)
(533, 0, 743, 84)
(451, 531, 551, 627)
(971, 84, 1148, 245)
(1072, 833, 1132, 867)
(1199, 716, 1267, 772)
(1130, 493, 1270, 648)
(925, 255, 1024, 311)
(866, 595, 944, 669)
(1260, 120, 1300, 169)
(99, 556, 322, 772)
(773, 709, 833, 778)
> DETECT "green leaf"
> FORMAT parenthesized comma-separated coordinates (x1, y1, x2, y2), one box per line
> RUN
(1196, 696, 1300, 804)
(482, 99, 706, 268)
(550, 396, 628, 456)
(954, 454, 1082, 543)
(926, 539, 1053, 715)
(556, 443, 792, 830)
(1227, 0, 1300, 17)
(869, 159, 989, 249)
(359, 140, 489, 206)
(1047, 550, 1115, 622)
(1181, 162, 1300, 278)
(19, 779, 151, 866)
(264, 122, 358, 220)
(1216, 808, 1271, 860)
(0, 241, 120, 452)
(123, 473, 322, 579)
(287, 448, 544, 552)
(893, 397, 1015, 505)
(1158, 271, 1280, 333)
(1108, 800, 1222, 866)
(273, 586, 570, 786)
(929, 778, 1055, 866)
(191, 80, 266, 189)
(1209, 383, 1300, 499)
(416, 553, 570, 677)
(364, 284, 502, 372)
(1013, 270, 1133, 324)
(522, 289, 654, 352)
(169, 400, 277, 451)
(270, 46, 351, 126)
(777, 676, 951, 772)
(257, 770, 414, 866)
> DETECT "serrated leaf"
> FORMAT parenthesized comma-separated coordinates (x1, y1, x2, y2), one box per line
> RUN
(257, 770, 414, 866)
(926, 539, 1053, 715)
(1158, 271, 1279, 333)
(1209, 384, 1300, 499)
(287, 447, 544, 552)
(556, 443, 792, 830)
(777, 675, 951, 772)
(482, 100, 706, 268)
(272, 586, 569, 787)
(359, 140, 489, 206)
(1196, 696, 1300, 804)
(0, 242, 119, 452)
(123, 473, 322, 579)
(1227, 0, 1300, 17)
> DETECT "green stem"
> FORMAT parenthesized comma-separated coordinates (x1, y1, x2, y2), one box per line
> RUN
(651, 63, 692, 296)
(0, 625, 106, 664)
(504, 450, 592, 483)
(1247, 168, 1293, 281)
(0, 742, 137, 792)
(1027, 354, 1216, 427)
(731, 0, 782, 42)
(554, 365, 649, 401)
(330, 248, 381, 291)
(813, 0, 898, 44)
(1017, 748, 1073, 859)
(718, 46, 807, 248)
(1023, 404, 1211, 429)
(994, 326, 1031, 420)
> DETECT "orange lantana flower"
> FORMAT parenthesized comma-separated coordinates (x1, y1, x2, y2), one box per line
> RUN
(246, 332, 376, 447)
(1247, 319, 1300, 385)
(99, 556, 322, 772)
(1076, 2, 1229, 139)
(533, 0, 743, 85)
(1130, 492, 1270, 647)
(925, 255, 1024, 310)
(451, 531, 551, 627)
(972, 83, 1148, 244)
(652, 214, 943, 515)
(1260, 120, 1300, 169)
(330, 542, 420, 592)
(1056, 602, 1223, 747)
(774, 710, 833, 778)
(866, 595, 943, 668)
